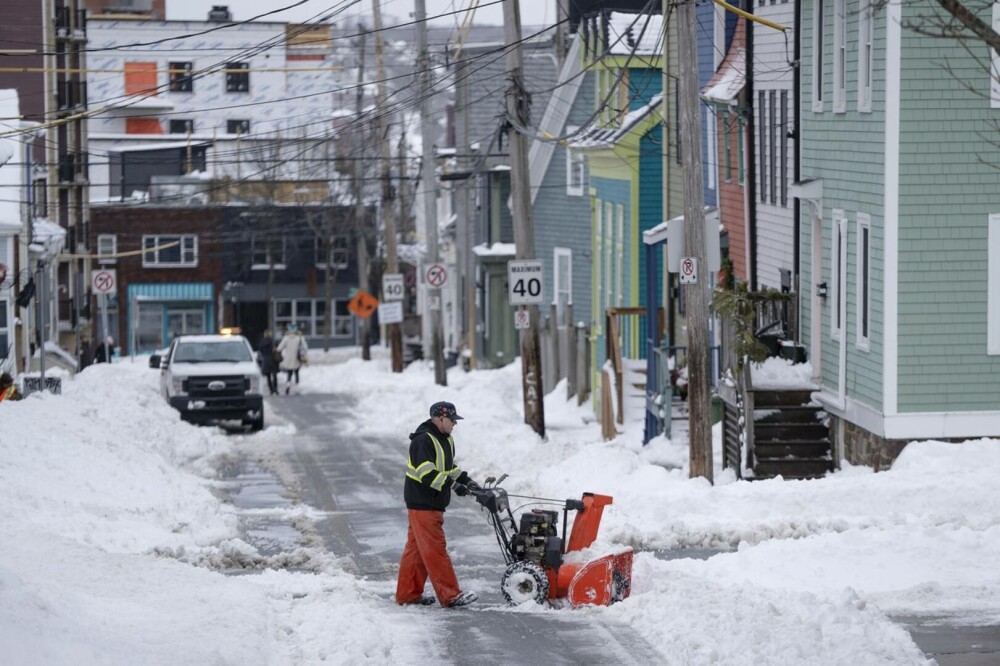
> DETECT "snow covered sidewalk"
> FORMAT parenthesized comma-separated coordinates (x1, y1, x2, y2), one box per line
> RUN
(2, 352, 996, 664)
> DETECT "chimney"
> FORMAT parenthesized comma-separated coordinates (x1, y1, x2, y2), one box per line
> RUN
(207, 6, 232, 22)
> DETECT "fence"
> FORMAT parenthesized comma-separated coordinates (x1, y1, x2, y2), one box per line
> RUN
(538, 303, 590, 406)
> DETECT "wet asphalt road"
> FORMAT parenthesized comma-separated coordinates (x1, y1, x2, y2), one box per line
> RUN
(245, 392, 663, 665)
(217, 391, 1000, 665)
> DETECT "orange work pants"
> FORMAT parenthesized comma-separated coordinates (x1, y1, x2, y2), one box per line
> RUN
(395, 509, 460, 607)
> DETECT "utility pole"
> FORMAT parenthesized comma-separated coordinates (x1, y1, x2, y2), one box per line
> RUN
(353, 28, 372, 361)
(503, 0, 545, 437)
(372, 0, 403, 372)
(677, 0, 713, 481)
(416, 0, 446, 385)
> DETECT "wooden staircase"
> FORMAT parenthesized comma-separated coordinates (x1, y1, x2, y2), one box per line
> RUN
(749, 389, 833, 480)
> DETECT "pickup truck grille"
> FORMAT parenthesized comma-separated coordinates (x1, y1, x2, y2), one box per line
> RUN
(184, 375, 247, 398)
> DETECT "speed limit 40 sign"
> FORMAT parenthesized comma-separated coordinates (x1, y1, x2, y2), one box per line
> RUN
(507, 260, 544, 305)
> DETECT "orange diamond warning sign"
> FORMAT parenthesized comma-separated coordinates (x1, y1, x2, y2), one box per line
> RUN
(347, 289, 379, 319)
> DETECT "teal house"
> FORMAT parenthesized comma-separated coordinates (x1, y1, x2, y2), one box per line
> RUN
(570, 11, 665, 418)
(793, 0, 1000, 466)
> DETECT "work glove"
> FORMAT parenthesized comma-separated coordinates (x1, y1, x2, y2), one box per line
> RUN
(454, 483, 470, 497)
(465, 479, 482, 493)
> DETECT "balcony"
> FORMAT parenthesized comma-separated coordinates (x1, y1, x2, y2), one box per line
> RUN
(57, 153, 88, 185)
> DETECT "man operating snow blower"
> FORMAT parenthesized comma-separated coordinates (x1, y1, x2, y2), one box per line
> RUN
(395, 401, 481, 608)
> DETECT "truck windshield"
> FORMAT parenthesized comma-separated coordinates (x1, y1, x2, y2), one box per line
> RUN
(173, 340, 253, 363)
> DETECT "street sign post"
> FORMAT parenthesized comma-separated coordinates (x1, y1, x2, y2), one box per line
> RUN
(507, 259, 544, 305)
(679, 257, 698, 284)
(382, 273, 404, 301)
(378, 301, 403, 325)
(91, 269, 117, 294)
(424, 263, 448, 288)
(514, 308, 530, 330)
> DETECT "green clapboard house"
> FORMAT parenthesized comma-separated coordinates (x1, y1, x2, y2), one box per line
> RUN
(793, 0, 1000, 466)
(569, 11, 667, 421)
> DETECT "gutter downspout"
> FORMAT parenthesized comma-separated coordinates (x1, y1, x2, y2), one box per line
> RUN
(793, 0, 802, 340)
(744, 0, 757, 290)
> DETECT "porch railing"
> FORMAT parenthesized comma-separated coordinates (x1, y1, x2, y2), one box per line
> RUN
(605, 306, 663, 427)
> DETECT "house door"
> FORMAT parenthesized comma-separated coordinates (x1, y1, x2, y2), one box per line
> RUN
(810, 213, 823, 383)
(486, 268, 517, 367)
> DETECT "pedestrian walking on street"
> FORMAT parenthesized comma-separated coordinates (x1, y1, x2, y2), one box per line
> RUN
(94, 336, 115, 363)
(276, 324, 306, 394)
(395, 401, 480, 608)
(258, 330, 279, 395)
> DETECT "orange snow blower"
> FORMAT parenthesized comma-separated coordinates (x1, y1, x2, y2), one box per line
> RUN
(463, 474, 633, 607)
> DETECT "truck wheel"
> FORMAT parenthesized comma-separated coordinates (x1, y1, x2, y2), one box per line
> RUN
(500, 561, 549, 606)
(246, 415, 264, 432)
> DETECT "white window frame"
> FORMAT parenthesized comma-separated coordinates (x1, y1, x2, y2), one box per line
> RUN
(552, 247, 573, 324)
(855, 214, 871, 350)
(566, 126, 586, 196)
(831, 210, 847, 341)
(314, 235, 349, 270)
(97, 234, 117, 264)
(604, 201, 614, 313)
(812, 0, 826, 112)
(833, 0, 847, 113)
(251, 234, 287, 270)
(616, 204, 625, 305)
(595, 201, 603, 328)
(988, 214, 1000, 354)
(858, 0, 874, 112)
(142, 234, 197, 268)
(706, 106, 717, 191)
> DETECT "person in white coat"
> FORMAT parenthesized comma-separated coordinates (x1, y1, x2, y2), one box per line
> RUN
(276, 323, 307, 394)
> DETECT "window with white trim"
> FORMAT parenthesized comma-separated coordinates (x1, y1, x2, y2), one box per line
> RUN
(858, 0, 874, 112)
(813, 0, 825, 111)
(988, 214, 1000, 354)
(142, 234, 197, 267)
(275, 298, 352, 338)
(554, 247, 572, 325)
(314, 235, 349, 269)
(831, 211, 847, 340)
(604, 201, 614, 313)
(97, 234, 117, 264)
(595, 201, 603, 327)
(0, 238, 7, 362)
(566, 126, 586, 196)
(856, 214, 871, 350)
(251, 234, 286, 270)
(616, 204, 625, 305)
(833, 0, 847, 113)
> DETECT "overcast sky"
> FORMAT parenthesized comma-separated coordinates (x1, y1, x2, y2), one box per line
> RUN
(167, 0, 557, 28)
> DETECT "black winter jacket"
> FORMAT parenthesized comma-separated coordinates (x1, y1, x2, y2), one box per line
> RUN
(403, 419, 470, 511)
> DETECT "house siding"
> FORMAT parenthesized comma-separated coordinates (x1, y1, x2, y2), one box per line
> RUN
(638, 129, 664, 307)
(534, 71, 596, 323)
(800, 0, 886, 411)
(753, 1, 796, 290)
(801, 0, 1000, 418)
(895, 5, 1000, 411)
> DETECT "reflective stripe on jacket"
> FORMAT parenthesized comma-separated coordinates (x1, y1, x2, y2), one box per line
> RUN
(403, 419, 467, 511)
(406, 433, 461, 491)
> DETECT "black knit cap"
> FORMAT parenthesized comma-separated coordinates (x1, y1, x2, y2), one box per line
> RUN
(429, 401, 463, 421)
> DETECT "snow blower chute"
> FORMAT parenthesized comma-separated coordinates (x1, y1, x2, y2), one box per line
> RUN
(462, 475, 633, 607)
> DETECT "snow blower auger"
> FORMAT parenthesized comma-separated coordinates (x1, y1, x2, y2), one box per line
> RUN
(462, 474, 633, 607)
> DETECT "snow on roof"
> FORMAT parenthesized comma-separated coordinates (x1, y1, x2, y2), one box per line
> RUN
(107, 140, 212, 153)
(701, 50, 746, 105)
(607, 12, 665, 56)
(570, 93, 663, 150)
(472, 242, 516, 257)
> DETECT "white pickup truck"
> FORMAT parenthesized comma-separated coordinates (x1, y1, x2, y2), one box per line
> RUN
(152, 334, 264, 431)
